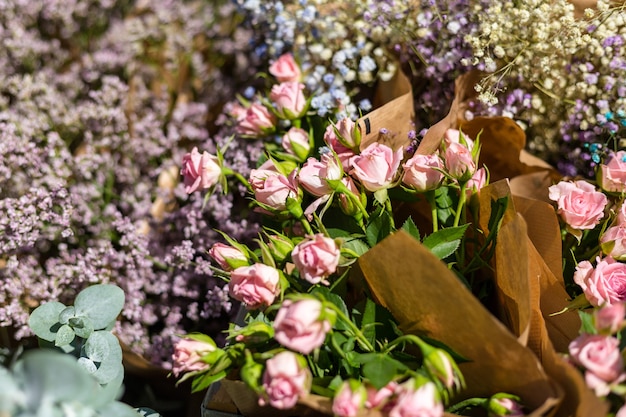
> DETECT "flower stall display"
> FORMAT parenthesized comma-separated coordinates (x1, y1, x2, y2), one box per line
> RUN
(165, 51, 620, 416)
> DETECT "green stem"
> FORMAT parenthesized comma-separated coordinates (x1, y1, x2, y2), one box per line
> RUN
(425, 190, 438, 232)
(327, 304, 375, 352)
(446, 397, 488, 414)
(300, 216, 314, 235)
(453, 182, 468, 227)
(382, 334, 425, 354)
(223, 168, 252, 192)
(385, 197, 395, 230)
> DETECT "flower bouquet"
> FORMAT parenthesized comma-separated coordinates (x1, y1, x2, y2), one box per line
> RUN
(166, 50, 626, 416)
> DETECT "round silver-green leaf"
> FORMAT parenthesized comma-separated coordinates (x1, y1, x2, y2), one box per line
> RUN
(28, 301, 66, 342)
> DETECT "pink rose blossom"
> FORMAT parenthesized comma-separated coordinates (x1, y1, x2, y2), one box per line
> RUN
(465, 167, 488, 196)
(619, 204, 626, 225)
(443, 128, 474, 150)
(488, 397, 525, 417)
(282, 127, 311, 159)
(548, 180, 608, 230)
(389, 382, 443, 417)
(617, 404, 626, 417)
(252, 170, 299, 212)
(595, 303, 626, 334)
(299, 154, 343, 197)
(324, 124, 356, 171)
(270, 82, 307, 119)
(291, 234, 340, 285)
(365, 381, 398, 409)
(599, 151, 626, 193)
(444, 141, 476, 181)
(259, 351, 311, 409)
(332, 382, 366, 417)
(601, 224, 626, 260)
(273, 298, 331, 354)
(569, 334, 625, 396)
(401, 153, 444, 192)
(208, 243, 247, 271)
(180, 147, 221, 194)
(332, 117, 359, 149)
(229, 264, 280, 309)
(249, 160, 280, 190)
(236, 103, 276, 136)
(574, 257, 626, 306)
(171, 338, 214, 377)
(269, 53, 302, 82)
(350, 142, 403, 192)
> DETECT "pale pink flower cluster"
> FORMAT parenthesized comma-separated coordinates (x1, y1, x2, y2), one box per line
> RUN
(331, 379, 443, 417)
(401, 129, 486, 195)
(233, 53, 308, 138)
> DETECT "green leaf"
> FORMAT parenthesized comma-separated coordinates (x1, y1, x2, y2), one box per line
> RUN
(422, 224, 469, 260)
(578, 310, 597, 335)
(28, 301, 66, 342)
(70, 316, 94, 339)
(361, 356, 400, 390)
(191, 370, 227, 393)
(55, 324, 76, 347)
(360, 298, 377, 345)
(84, 331, 111, 362)
(88, 332, 123, 385)
(58, 306, 76, 325)
(74, 284, 125, 330)
(435, 186, 457, 228)
(401, 217, 420, 242)
(341, 237, 370, 258)
(77, 357, 97, 374)
(365, 209, 393, 247)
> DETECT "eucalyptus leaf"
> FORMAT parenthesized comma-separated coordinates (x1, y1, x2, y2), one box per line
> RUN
(422, 224, 469, 260)
(54, 324, 76, 347)
(28, 301, 66, 342)
(71, 316, 94, 339)
(84, 331, 111, 362)
(15, 350, 101, 406)
(88, 332, 123, 385)
(58, 306, 76, 325)
(97, 401, 147, 417)
(74, 284, 125, 330)
(78, 357, 98, 374)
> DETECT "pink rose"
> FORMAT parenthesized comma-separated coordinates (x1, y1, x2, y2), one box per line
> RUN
(299, 154, 343, 197)
(569, 334, 625, 396)
(171, 338, 214, 377)
(443, 128, 475, 149)
(488, 397, 525, 417)
(350, 142, 403, 192)
(465, 167, 488, 196)
(270, 82, 307, 119)
(617, 404, 626, 417)
(236, 103, 276, 136)
(291, 234, 340, 285)
(269, 53, 302, 82)
(259, 351, 311, 410)
(365, 381, 398, 409)
(599, 151, 626, 193)
(282, 127, 311, 160)
(401, 153, 444, 192)
(180, 147, 221, 194)
(619, 204, 626, 225)
(209, 243, 248, 271)
(332, 117, 359, 149)
(249, 160, 280, 190)
(601, 224, 626, 260)
(229, 264, 280, 309)
(389, 382, 443, 417)
(595, 302, 626, 334)
(574, 256, 626, 306)
(332, 381, 366, 417)
(273, 298, 331, 354)
(324, 124, 356, 171)
(253, 170, 299, 212)
(444, 141, 476, 181)
(548, 180, 608, 230)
